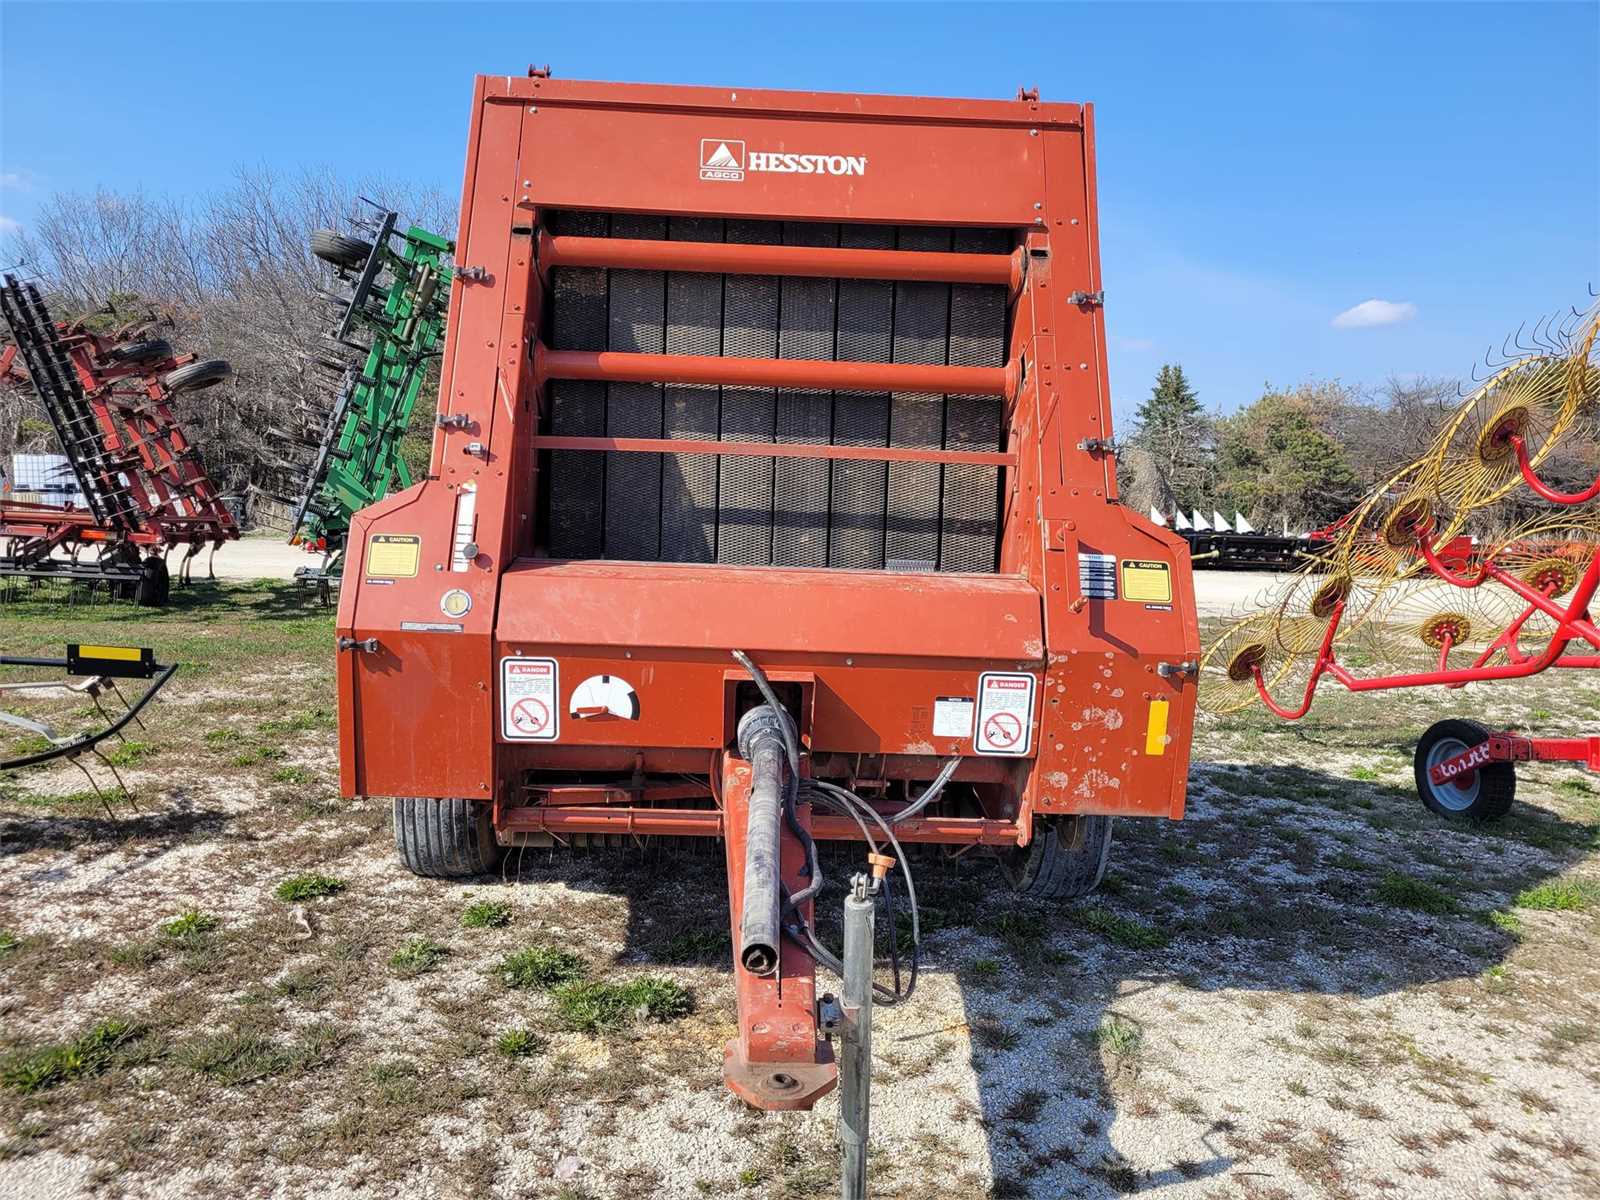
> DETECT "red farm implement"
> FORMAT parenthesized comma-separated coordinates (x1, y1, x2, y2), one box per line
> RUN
(335, 71, 1199, 1181)
(1202, 307, 1600, 820)
(0, 276, 239, 603)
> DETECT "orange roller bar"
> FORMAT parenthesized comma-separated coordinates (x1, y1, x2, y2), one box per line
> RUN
(536, 347, 1017, 398)
(539, 230, 1025, 293)
(531, 435, 1015, 468)
(498, 805, 1022, 846)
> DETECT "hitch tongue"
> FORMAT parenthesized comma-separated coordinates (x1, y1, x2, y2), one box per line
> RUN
(736, 705, 789, 977)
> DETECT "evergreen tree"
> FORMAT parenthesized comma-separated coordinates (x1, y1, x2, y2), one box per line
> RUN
(1129, 364, 1213, 511)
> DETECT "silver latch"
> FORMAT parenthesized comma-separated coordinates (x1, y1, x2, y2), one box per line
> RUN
(1157, 660, 1198, 679)
(455, 266, 490, 284)
(338, 637, 379, 654)
(465, 441, 487, 459)
(1067, 290, 1105, 307)
(1077, 437, 1117, 454)
(436, 412, 470, 430)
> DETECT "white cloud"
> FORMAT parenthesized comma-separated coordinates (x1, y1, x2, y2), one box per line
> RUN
(0, 170, 36, 191)
(0, 215, 20, 235)
(1331, 298, 1417, 329)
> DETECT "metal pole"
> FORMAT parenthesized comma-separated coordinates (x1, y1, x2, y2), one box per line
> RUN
(737, 705, 788, 977)
(840, 873, 874, 1200)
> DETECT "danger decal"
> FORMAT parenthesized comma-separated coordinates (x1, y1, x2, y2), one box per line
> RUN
(501, 656, 559, 742)
(974, 672, 1037, 757)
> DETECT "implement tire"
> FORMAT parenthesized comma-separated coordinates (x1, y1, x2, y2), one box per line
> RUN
(108, 339, 173, 364)
(311, 229, 374, 269)
(1414, 719, 1515, 823)
(999, 815, 1114, 901)
(162, 358, 232, 393)
(393, 797, 503, 878)
(133, 556, 169, 607)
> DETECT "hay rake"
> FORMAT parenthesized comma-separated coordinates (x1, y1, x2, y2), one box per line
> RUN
(1201, 301, 1600, 820)
(255, 205, 452, 598)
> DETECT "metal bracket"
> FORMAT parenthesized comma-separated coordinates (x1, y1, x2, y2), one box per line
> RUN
(455, 266, 490, 284)
(1077, 437, 1116, 454)
(436, 413, 470, 431)
(337, 637, 379, 654)
(1157, 660, 1199, 679)
(1067, 290, 1105, 307)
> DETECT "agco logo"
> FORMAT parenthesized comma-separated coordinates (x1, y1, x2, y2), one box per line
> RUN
(699, 138, 868, 183)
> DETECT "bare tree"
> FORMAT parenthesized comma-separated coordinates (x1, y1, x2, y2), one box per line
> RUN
(2, 168, 457, 502)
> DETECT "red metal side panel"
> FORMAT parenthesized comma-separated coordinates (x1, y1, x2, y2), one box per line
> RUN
(337, 83, 527, 802)
(498, 76, 1075, 226)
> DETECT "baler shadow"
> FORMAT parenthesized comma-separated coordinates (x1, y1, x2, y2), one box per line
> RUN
(484, 756, 1588, 1199)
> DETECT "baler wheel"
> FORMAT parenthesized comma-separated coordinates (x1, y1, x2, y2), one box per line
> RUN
(162, 359, 232, 393)
(393, 797, 504, 877)
(999, 815, 1113, 900)
(311, 229, 375, 270)
(108, 338, 173, 364)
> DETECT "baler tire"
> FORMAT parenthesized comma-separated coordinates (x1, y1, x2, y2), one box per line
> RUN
(1413, 719, 1515, 823)
(1002, 815, 1114, 901)
(393, 796, 503, 878)
(162, 359, 232, 393)
(311, 229, 374, 270)
(108, 339, 173, 364)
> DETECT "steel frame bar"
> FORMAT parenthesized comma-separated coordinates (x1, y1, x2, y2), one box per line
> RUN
(530, 434, 1015, 468)
(535, 346, 1016, 399)
(1512, 435, 1600, 505)
(1250, 549, 1600, 719)
(538, 230, 1026, 292)
(718, 754, 836, 1110)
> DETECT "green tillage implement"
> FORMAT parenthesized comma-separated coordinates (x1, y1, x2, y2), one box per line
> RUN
(292, 214, 453, 583)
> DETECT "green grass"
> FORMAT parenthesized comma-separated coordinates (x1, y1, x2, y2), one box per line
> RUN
(495, 1028, 546, 1059)
(178, 1021, 346, 1086)
(1096, 1015, 1144, 1058)
(231, 745, 286, 767)
(657, 928, 731, 964)
(258, 707, 337, 735)
(1348, 766, 1379, 782)
(270, 765, 315, 785)
(203, 728, 241, 746)
(160, 910, 220, 941)
(1073, 906, 1168, 950)
(1, 1020, 144, 1094)
(102, 740, 156, 766)
(461, 900, 513, 930)
(1514, 879, 1599, 912)
(967, 957, 1002, 983)
(498, 945, 587, 990)
(274, 873, 346, 903)
(1375, 871, 1458, 916)
(389, 937, 448, 977)
(1484, 910, 1523, 938)
(0, 930, 19, 957)
(551, 977, 693, 1033)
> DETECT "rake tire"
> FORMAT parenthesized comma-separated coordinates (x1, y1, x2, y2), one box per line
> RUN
(133, 556, 169, 608)
(393, 796, 503, 878)
(1413, 719, 1516, 823)
(1000, 815, 1114, 901)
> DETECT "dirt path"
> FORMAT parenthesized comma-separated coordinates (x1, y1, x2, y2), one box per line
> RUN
(1, 589, 1596, 1199)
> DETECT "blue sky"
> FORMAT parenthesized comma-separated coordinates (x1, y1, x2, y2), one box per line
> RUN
(2, 2, 1595, 427)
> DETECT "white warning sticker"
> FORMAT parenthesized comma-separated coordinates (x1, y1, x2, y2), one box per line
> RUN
(974, 672, 1036, 756)
(500, 656, 559, 742)
(932, 696, 975, 738)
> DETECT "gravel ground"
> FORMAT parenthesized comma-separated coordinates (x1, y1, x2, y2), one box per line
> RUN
(1, 586, 1597, 1199)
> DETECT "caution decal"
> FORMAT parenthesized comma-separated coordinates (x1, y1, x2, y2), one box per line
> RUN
(1121, 559, 1172, 603)
(973, 672, 1036, 756)
(501, 656, 559, 742)
(367, 533, 420, 578)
